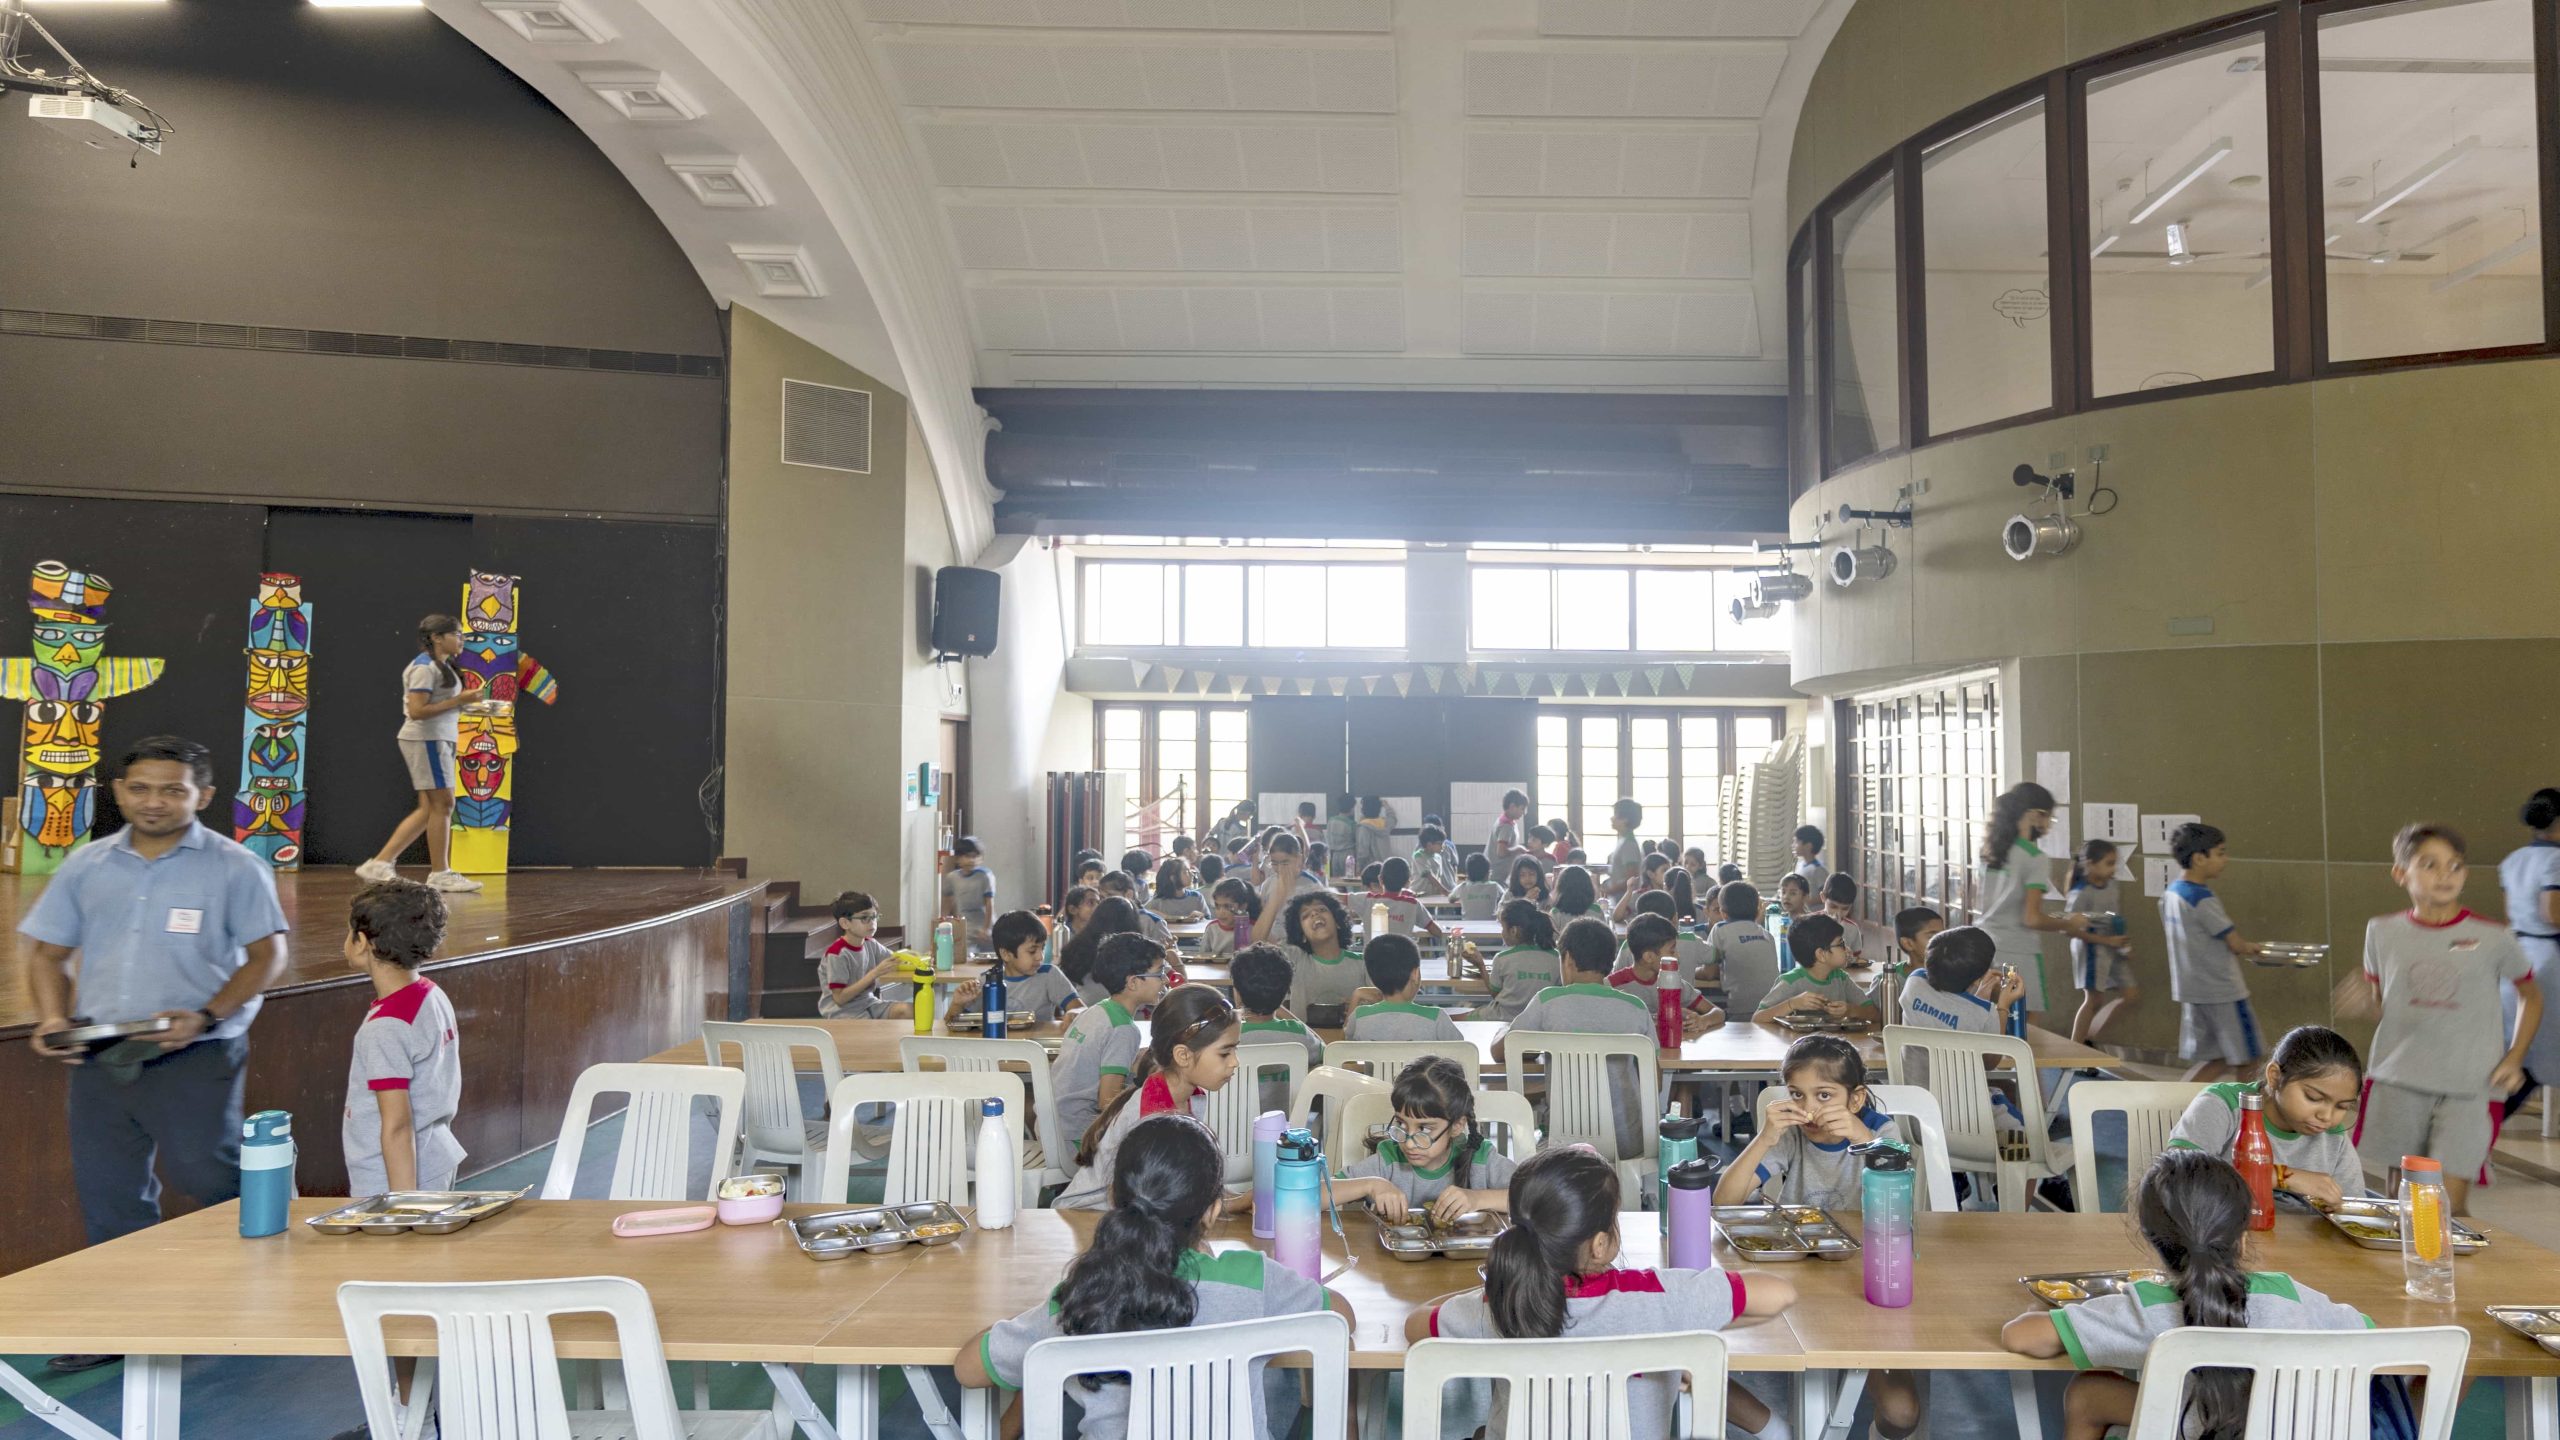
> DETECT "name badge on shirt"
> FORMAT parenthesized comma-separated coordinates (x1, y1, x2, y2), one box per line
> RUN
(166, 908, 204, 935)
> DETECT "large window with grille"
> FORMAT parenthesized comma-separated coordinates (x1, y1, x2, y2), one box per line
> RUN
(1840, 673, 2001, 929)
(1533, 707, 1785, 859)
(1094, 703, 1249, 852)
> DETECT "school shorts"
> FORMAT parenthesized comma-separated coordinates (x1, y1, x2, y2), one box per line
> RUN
(2074, 945, 2134, 992)
(2179, 998, 2261, 1065)
(2356, 1078, 2492, 1178)
(400, 739, 455, 792)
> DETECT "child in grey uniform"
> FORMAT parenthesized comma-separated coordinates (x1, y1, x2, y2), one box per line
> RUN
(2004, 1149, 2400, 1440)
(1705, 882, 1780, 1011)
(952, 911, 1082, 1027)
(2166, 1024, 2368, 1207)
(2064, 839, 2139, 1046)
(1339, 1056, 1517, 1224)
(342, 880, 465, 1195)
(1277, 889, 1365, 1028)
(1495, 917, 1655, 1160)
(1230, 945, 1323, 1117)
(1345, 934, 1464, 1042)
(961, 1113, 1347, 1439)
(1450, 851, 1504, 920)
(2162, 822, 2269, 1082)
(1467, 900, 1560, 1022)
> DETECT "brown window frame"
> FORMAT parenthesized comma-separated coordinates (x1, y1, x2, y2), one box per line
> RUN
(1092, 700, 1252, 846)
(1533, 704, 1789, 858)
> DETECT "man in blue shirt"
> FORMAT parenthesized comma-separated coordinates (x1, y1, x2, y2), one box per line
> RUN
(25, 736, 289, 1367)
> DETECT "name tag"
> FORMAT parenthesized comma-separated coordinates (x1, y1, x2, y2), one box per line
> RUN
(166, 908, 204, 935)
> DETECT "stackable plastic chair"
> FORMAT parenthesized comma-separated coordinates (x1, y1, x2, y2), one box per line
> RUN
(1338, 1089, 1540, 1171)
(1499, 1030, 1661, 1193)
(2066, 1080, 2209, 1213)
(541, 1064, 745, 1202)
(1402, 1331, 1727, 1440)
(1022, 1312, 1351, 1440)
(1290, 1066, 1391, 1165)
(900, 1034, 1068, 1203)
(1747, 1082, 1958, 1214)
(1320, 1039, 1482, 1087)
(2124, 1325, 2468, 1440)
(1879, 1026, 2071, 1211)
(816, 1071, 1023, 1207)
(1204, 1042, 1309, 1183)
(339, 1276, 777, 1440)
(701, 1022, 842, 1200)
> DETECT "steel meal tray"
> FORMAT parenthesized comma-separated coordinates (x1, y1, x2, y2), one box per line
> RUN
(1374, 1209, 1505, 1262)
(786, 1201, 971, 1260)
(2321, 1197, 2487, 1253)
(306, 1189, 531, 1235)
(2019, 1269, 2169, 1305)
(1714, 1204, 1860, 1261)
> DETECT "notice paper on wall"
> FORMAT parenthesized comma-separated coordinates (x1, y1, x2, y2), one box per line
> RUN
(1257, 793, 1326, 835)
(2034, 751, 2072, 804)
(2141, 813, 2200, 856)
(1383, 796, 1422, 840)
(2043, 810, 2071, 857)
(2084, 803, 2140, 845)
(2143, 856, 2181, 898)
(1450, 781, 1531, 854)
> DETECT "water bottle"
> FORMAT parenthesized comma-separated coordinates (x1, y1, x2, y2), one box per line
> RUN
(1656, 1107, 1701, 1234)
(1665, 1159, 1717, 1270)
(2399, 1155, 2455, 1303)
(974, 1098, 1017, 1230)
(1274, 1126, 1325, 1280)
(912, 970, 938, 1035)
(983, 965, 1008, 1040)
(1856, 1140, 1915, 1308)
(1654, 959, 1685, 1052)
(2234, 1091, 2277, 1231)
(1252, 1110, 1288, 1239)
(2001, 965, 2029, 1040)
(240, 1109, 296, 1236)
(1369, 900, 1391, 944)
(1231, 915, 1253, 952)
(934, 919, 956, 973)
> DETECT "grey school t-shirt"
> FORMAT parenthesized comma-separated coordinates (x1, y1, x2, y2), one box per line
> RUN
(1502, 982, 1655, 1157)
(396, 654, 461, 744)
(1344, 1136, 1517, 1209)
(1608, 834, 1643, 890)
(941, 866, 996, 948)
(1049, 998, 1142, 1149)
(1451, 880, 1503, 920)
(1480, 946, 1560, 1020)
(1431, 1267, 1747, 1440)
(818, 936, 911, 1019)
(1147, 892, 1207, 923)
(2167, 1081, 2367, 1200)
(2045, 1271, 2370, 1374)
(996, 965, 1080, 1027)
(2161, 881, 2248, 1004)
(1708, 920, 1782, 1009)
(1750, 1105, 1898, 1211)
(2066, 878, 2123, 976)
(1756, 965, 1864, 1016)
(1895, 973, 2023, 1127)
(979, 1248, 1335, 1440)
(1344, 1000, 1463, 1042)
(1283, 945, 1367, 1017)
(1412, 848, 1456, 894)
(343, 978, 466, 1196)
(2362, 909, 2535, 1098)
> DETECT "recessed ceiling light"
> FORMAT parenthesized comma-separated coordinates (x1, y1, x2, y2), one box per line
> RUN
(2335, 175, 2365, 188)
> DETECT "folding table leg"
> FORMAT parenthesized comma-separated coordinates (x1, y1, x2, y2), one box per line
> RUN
(1795, 1369, 1836, 1440)
(1815, 1369, 1868, 1440)
(398, 1359, 438, 1440)
(834, 1365, 880, 1440)
(2009, 1372, 2043, 1440)
(763, 1364, 838, 1440)
(903, 1366, 967, 1440)
(2507, 1375, 2557, 1440)
(121, 1355, 181, 1440)
(0, 1357, 122, 1440)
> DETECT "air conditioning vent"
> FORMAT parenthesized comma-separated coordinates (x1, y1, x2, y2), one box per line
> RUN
(780, 379, 872, 475)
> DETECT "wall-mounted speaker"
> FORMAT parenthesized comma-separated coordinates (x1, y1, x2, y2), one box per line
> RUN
(931, 566, 1000, 658)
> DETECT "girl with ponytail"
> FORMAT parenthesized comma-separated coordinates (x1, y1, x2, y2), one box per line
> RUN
(1975, 781, 2099, 1018)
(1056, 984, 1240, 1209)
(2005, 1149, 2394, 1440)
(960, 1113, 1351, 1438)
(1411, 1146, 1795, 1440)
(1463, 898, 1559, 1021)
(2499, 787, 2560, 1120)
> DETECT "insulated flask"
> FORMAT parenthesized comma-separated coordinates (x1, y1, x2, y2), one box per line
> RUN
(1665, 1159, 1717, 1270)
(1274, 1126, 1325, 1280)
(1251, 1110, 1287, 1239)
(983, 966, 1008, 1040)
(1656, 1108, 1701, 1234)
(1856, 1140, 1915, 1308)
(1654, 961, 1684, 1051)
(240, 1109, 295, 1237)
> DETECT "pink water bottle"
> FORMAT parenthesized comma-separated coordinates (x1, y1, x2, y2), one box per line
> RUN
(1654, 960, 1684, 1051)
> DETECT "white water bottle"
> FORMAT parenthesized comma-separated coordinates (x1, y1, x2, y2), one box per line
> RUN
(974, 1097, 1017, 1230)
(1369, 900, 1390, 942)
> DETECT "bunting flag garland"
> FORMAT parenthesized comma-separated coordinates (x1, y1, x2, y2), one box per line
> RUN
(1646, 666, 1667, 694)
(1674, 663, 1695, 688)
(1296, 678, 1317, 696)
(1195, 671, 1216, 694)
(1392, 672, 1412, 696)
(1326, 677, 1347, 696)
(1614, 670, 1636, 696)
(1423, 665, 1445, 693)
(1131, 662, 1154, 689)
(1162, 666, 1186, 692)
(1226, 674, 1248, 696)
(1456, 664, 1478, 691)
(1546, 672, 1570, 698)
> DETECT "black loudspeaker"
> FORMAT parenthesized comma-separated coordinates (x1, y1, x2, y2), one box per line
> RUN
(931, 565, 1001, 658)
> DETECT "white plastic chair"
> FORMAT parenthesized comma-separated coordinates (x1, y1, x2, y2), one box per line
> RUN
(1290, 1065, 1391, 1165)
(1337, 1089, 1540, 1172)
(1879, 1025, 2071, 1211)
(339, 1276, 777, 1440)
(541, 1064, 745, 1202)
(700, 1022, 842, 1201)
(1402, 1331, 1727, 1440)
(1499, 1030, 1661, 1194)
(1747, 1082, 1958, 1214)
(1320, 1039, 1482, 1087)
(1205, 1042, 1309, 1183)
(901, 1034, 1069, 1204)
(2125, 1325, 2468, 1440)
(1020, 1310, 1350, 1440)
(816, 1071, 1024, 1206)
(2067, 1080, 2209, 1213)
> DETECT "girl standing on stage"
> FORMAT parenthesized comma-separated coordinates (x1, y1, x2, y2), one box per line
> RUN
(356, 616, 479, 894)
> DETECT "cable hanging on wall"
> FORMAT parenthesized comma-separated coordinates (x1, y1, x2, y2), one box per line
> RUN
(2002, 454, 2117, 561)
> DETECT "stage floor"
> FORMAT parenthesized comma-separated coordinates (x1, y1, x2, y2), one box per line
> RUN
(0, 866, 764, 1033)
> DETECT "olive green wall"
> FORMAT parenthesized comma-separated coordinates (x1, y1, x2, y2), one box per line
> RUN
(1788, 0, 2261, 228)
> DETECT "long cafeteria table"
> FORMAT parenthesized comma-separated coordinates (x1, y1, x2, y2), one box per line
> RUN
(0, 1200, 2548, 1440)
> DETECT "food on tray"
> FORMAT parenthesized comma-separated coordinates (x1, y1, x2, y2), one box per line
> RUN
(2031, 1279, 2088, 1304)
(908, 1221, 965, 1239)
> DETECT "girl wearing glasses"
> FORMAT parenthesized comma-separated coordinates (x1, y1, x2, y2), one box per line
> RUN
(1338, 1056, 1513, 1227)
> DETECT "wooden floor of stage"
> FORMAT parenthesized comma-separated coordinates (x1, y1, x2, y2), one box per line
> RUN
(0, 866, 767, 1033)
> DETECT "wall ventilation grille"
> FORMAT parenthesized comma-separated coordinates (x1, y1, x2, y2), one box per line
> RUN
(0, 308, 723, 378)
(780, 378, 873, 474)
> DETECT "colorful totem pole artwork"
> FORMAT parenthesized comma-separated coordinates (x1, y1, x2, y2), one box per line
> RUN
(231, 574, 312, 869)
(0, 563, 165, 875)
(449, 571, 559, 875)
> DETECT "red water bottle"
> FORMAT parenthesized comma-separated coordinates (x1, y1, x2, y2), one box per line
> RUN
(1654, 959, 1683, 1051)
(2235, 1091, 2277, 1230)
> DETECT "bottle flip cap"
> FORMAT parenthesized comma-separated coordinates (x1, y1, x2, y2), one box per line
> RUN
(2401, 1155, 2442, 1173)
(1667, 1158, 1717, 1190)
(1851, 1138, 1912, 1171)
(1659, 1114, 1702, 1143)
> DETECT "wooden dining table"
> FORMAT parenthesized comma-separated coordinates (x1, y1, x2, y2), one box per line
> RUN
(0, 1200, 2548, 1440)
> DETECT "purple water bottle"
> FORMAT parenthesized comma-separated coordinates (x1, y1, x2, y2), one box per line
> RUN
(1665, 1159, 1717, 1270)
(1856, 1140, 1915, 1308)
(1251, 1110, 1287, 1239)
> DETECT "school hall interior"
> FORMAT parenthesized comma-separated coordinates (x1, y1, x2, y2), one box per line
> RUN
(1, 0, 2557, 1438)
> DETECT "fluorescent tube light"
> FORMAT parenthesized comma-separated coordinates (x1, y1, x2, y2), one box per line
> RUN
(309, 1, 426, 7)
(2430, 232, 2535, 292)
(2355, 137, 2478, 225)
(2090, 225, 2125, 259)
(2127, 137, 2233, 224)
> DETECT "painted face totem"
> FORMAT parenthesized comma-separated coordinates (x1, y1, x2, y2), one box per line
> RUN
(448, 571, 558, 875)
(231, 574, 312, 868)
(0, 562, 165, 874)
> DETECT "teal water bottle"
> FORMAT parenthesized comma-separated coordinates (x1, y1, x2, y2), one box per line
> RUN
(1274, 1127, 1324, 1280)
(240, 1110, 296, 1237)
(1656, 1107, 1700, 1234)
(1855, 1140, 1915, 1308)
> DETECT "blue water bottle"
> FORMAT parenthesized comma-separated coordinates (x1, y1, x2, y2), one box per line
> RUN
(240, 1109, 296, 1236)
(983, 965, 1008, 1039)
(1273, 1126, 1325, 1281)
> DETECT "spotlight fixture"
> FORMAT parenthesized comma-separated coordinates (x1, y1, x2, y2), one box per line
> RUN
(1756, 570, 1815, 604)
(1830, 544, 1897, 588)
(1729, 596, 1779, 623)
(2003, 459, 2114, 561)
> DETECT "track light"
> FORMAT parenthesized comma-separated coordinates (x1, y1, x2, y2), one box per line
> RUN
(2127, 138, 2232, 225)
(2164, 220, 2194, 266)
(1729, 597, 1779, 623)
(1756, 570, 1815, 604)
(1829, 544, 1897, 588)
(2004, 513, 2078, 560)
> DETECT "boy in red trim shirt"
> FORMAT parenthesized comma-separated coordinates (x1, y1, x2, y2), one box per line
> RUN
(341, 879, 463, 1195)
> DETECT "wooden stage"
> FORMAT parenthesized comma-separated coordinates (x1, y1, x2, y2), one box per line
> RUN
(0, 866, 769, 1275)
